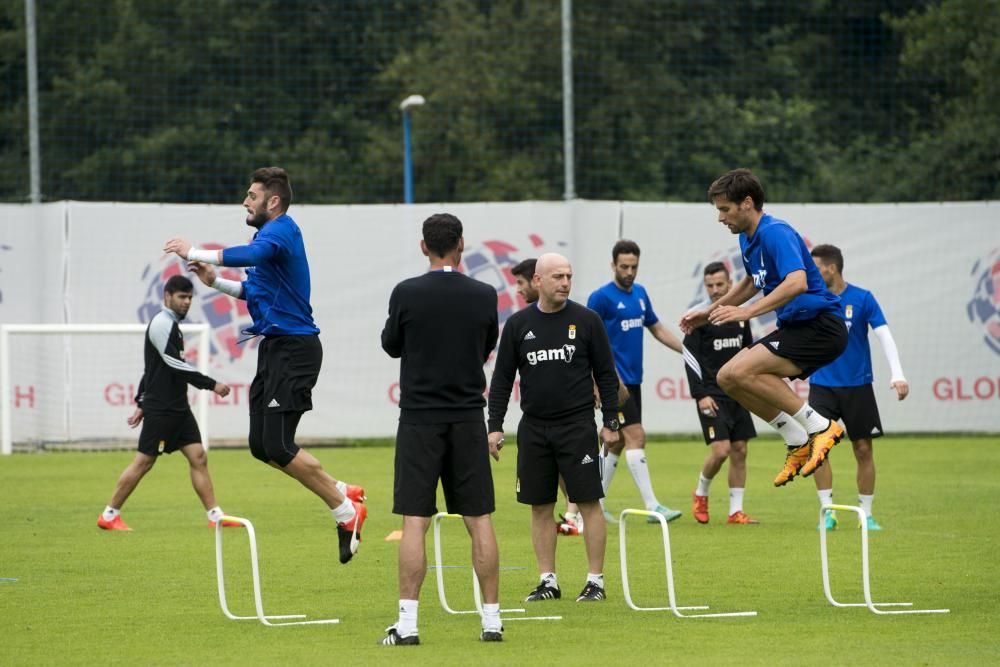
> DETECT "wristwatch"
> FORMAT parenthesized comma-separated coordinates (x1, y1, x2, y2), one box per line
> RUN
(603, 417, 620, 432)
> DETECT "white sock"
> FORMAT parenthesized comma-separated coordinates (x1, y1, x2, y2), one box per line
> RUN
(206, 506, 224, 522)
(792, 403, 830, 434)
(728, 488, 745, 515)
(481, 602, 501, 631)
(102, 506, 120, 521)
(540, 572, 558, 589)
(335, 480, 348, 495)
(817, 489, 833, 507)
(859, 494, 875, 518)
(331, 497, 355, 524)
(768, 412, 809, 447)
(625, 449, 659, 510)
(696, 473, 712, 497)
(586, 573, 604, 587)
(602, 452, 619, 493)
(397, 599, 419, 636)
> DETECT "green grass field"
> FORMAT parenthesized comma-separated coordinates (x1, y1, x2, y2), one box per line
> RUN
(1, 436, 997, 666)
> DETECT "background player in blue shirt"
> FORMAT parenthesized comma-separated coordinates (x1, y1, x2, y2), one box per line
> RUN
(680, 169, 848, 488)
(588, 240, 684, 523)
(164, 167, 367, 564)
(808, 244, 908, 531)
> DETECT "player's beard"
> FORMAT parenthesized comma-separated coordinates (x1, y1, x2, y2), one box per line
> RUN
(246, 207, 269, 229)
(617, 275, 634, 289)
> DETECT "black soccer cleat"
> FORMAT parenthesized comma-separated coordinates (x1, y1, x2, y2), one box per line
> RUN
(524, 581, 561, 602)
(575, 581, 606, 602)
(480, 626, 504, 642)
(380, 624, 420, 646)
(337, 502, 367, 564)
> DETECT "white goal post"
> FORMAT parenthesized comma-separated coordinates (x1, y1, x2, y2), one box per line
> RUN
(1, 323, 211, 455)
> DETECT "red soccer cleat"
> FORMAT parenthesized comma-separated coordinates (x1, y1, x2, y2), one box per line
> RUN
(726, 511, 760, 525)
(345, 484, 367, 503)
(692, 493, 710, 524)
(97, 515, 132, 531)
(337, 501, 367, 564)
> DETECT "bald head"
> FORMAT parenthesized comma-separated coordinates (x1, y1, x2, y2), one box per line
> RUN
(533, 253, 573, 312)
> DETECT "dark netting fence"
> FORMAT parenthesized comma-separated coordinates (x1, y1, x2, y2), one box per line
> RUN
(1, 0, 996, 204)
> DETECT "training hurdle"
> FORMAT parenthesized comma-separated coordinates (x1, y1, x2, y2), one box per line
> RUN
(619, 509, 758, 618)
(215, 515, 341, 626)
(432, 512, 561, 621)
(819, 504, 950, 615)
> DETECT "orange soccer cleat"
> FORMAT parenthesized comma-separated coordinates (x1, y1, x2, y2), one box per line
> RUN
(692, 493, 710, 524)
(726, 511, 760, 525)
(208, 517, 246, 528)
(773, 444, 811, 487)
(345, 484, 367, 503)
(800, 421, 844, 478)
(97, 515, 132, 531)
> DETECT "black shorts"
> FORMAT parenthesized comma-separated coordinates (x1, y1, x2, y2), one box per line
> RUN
(620, 384, 642, 427)
(696, 395, 757, 445)
(250, 335, 322, 415)
(754, 313, 848, 380)
(393, 421, 496, 517)
(137, 410, 201, 457)
(808, 384, 884, 442)
(515, 419, 603, 506)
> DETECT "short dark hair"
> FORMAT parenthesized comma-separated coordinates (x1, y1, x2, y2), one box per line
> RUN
(703, 261, 729, 278)
(251, 167, 292, 213)
(708, 168, 765, 211)
(511, 258, 536, 280)
(811, 244, 844, 273)
(164, 275, 194, 295)
(612, 239, 640, 262)
(422, 213, 463, 257)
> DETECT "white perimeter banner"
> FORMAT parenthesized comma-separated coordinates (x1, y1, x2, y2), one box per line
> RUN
(1, 200, 998, 441)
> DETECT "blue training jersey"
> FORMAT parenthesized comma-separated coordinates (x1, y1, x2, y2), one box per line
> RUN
(810, 283, 887, 387)
(222, 213, 320, 336)
(740, 214, 840, 325)
(586, 281, 659, 385)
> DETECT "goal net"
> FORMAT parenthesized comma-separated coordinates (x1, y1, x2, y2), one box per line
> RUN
(1, 324, 210, 454)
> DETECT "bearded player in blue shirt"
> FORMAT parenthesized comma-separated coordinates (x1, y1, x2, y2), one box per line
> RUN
(808, 244, 908, 532)
(680, 169, 848, 488)
(588, 240, 684, 523)
(164, 167, 367, 564)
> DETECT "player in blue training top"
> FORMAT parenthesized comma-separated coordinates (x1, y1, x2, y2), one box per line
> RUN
(163, 166, 367, 564)
(680, 168, 848, 488)
(807, 244, 908, 532)
(588, 240, 684, 523)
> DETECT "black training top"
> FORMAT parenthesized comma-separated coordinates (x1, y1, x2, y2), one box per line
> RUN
(381, 269, 499, 423)
(682, 320, 753, 400)
(135, 309, 217, 414)
(488, 299, 619, 432)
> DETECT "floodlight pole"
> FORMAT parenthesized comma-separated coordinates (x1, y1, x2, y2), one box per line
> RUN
(400, 95, 426, 204)
(561, 0, 576, 201)
(25, 0, 41, 203)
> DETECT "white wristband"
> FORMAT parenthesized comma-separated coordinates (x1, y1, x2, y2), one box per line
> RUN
(211, 276, 243, 298)
(187, 247, 220, 264)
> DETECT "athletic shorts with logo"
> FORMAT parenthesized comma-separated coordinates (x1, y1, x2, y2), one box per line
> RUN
(515, 418, 603, 505)
(754, 312, 848, 380)
(808, 384, 883, 441)
(696, 395, 756, 445)
(620, 384, 642, 426)
(393, 420, 496, 517)
(249, 334, 322, 414)
(137, 410, 201, 456)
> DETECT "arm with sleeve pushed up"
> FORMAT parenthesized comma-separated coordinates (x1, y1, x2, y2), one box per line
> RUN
(487, 325, 518, 433)
(148, 319, 217, 391)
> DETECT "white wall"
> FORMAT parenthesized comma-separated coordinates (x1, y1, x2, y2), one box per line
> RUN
(1, 200, 998, 442)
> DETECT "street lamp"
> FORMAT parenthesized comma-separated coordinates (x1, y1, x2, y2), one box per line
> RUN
(399, 94, 425, 204)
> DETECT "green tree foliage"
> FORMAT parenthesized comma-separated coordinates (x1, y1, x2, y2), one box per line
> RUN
(0, 0, 993, 204)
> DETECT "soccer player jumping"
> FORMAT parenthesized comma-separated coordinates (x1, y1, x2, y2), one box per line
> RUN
(680, 169, 848, 487)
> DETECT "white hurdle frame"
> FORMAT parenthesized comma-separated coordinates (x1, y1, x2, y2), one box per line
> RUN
(215, 515, 340, 626)
(819, 504, 950, 615)
(432, 512, 561, 621)
(619, 509, 758, 618)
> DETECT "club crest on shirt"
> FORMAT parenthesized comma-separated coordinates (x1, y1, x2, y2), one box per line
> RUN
(845, 304, 854, 319)
(639, 298, 646, 311)
(568, 324, 576, 340)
